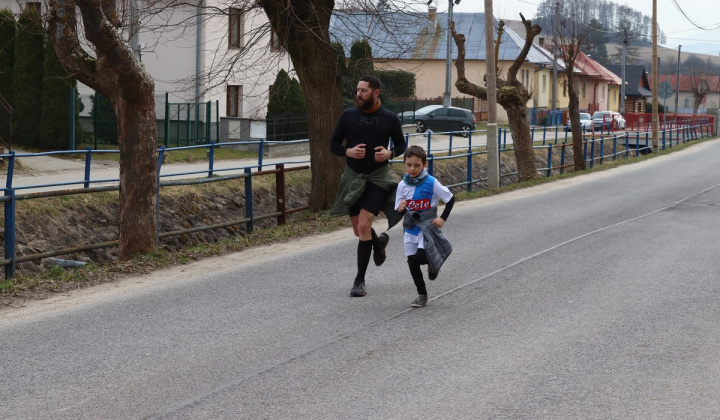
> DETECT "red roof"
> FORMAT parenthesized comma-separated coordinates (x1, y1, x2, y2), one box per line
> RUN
(575, 52, 623, 85)
(656, 74, 720, 92)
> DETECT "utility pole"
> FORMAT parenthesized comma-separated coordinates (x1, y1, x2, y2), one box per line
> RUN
(620, 29, 627, 113)
(675, 45, 681, 113)
(443, 0, 456, 107)
(551, 2, 559, 120)
(484, 0, 499, 189)
(651, 0, 659, 153)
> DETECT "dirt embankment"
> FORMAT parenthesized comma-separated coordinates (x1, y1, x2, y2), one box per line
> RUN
(3, 147, 573, 275)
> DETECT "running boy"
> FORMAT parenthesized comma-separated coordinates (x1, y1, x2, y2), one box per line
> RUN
(395, 145, 455, 307)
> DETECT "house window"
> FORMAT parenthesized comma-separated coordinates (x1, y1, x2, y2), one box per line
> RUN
(601, 85, 606, 101)
(229, 8, 244, 49)
(563, 79, 567, 97)
(542, 75, 547, 93)
(270, 29, 284, 51)
(582, 82, 586, 99)
(227, 85, 242, 117)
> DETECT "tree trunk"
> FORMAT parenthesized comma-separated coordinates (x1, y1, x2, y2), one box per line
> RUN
(566, 70, 586, 171)
(503, 100, 536, 181)
(261, 0, 345, 211)
(450, 17, 540, 182)
(114, 93, 159, 257)
(294, 57, 345, 211)
(47, 0, 158, 260)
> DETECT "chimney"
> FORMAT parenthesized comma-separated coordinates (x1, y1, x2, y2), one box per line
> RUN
(428, 5, 437, 23)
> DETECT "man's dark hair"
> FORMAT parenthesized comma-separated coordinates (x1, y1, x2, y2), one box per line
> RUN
(404, 145, 427, 164)
(359, 74, 381, 90)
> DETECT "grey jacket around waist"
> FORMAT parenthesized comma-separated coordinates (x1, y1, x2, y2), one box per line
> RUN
(403, 207, 452, 272)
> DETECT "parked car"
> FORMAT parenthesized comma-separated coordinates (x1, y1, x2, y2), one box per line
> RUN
(397, 104, 443, 124)
(564, 112, 592, 132)
(412, 105, 477, 137)
(591, 111, 626, 131)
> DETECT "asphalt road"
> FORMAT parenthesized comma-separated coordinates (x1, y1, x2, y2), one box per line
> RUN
(3, 139, 720, 419)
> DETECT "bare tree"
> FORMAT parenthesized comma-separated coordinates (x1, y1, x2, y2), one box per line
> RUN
(553, 0, 588, 171)
(685, 58, 714, 114)
(47, 0, 158, 259)
(450, 15, 541, 182)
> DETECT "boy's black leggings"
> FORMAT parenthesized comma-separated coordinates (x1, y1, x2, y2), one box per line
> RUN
(407, 248, 429, 295)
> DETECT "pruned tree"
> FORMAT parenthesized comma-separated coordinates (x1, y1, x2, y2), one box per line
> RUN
(553, 0, 589, 171)
(47, 0, 158, 259)
(450, 15, 540, 182)
(259, 0, 346, 210)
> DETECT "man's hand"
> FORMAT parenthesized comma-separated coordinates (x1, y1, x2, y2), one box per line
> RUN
(374, 146, 392, 162)
(346, 143, 366, 159)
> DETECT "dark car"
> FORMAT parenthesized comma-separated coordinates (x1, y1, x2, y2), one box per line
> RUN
(397, 105, 443, 124)
(412, 105, 476, 137)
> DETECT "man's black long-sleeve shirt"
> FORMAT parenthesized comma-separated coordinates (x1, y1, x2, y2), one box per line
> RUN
(330, 106, 406, 174)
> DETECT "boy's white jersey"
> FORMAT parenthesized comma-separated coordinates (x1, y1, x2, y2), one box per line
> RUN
(395, 175, 453, 255)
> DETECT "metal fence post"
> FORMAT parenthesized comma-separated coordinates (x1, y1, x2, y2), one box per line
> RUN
(599, 138, 604, 165)
(245, 168, 254, 233)
(589, 139, 595, 168)
(428, 153, 434, 175)
(156, 147, 165, 244)
(276, 164, 286, 225)
(466, 148, 472, 193)
(662, 130, 666, 150)
(546, 145, 553, 177)
(559, 144, 566, 174)
(84, 147, 92, 188)
(208, 142, 215, 178)
(612, 135, 617, 161)
(164, 93, 170, 147)
(70, 87, 76, 150)
(205, 101, 212, 143)
(258, 139, 264, 171)
(625, 133, 630, 158)
(4, 152, 16, 279)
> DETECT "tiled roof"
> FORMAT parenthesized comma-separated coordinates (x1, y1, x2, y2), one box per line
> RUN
(657, 75, 720, 92)
(329, 11, 553, 64)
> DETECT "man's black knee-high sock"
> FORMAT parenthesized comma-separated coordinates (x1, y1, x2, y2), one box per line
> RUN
(355, 239, 373, 282)
(407, 255, 427, 295)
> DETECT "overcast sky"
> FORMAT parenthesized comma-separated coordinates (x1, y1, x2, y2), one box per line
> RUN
(441, 0, 720, 54)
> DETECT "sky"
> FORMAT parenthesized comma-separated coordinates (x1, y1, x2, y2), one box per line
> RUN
(440, 0, 720, 55)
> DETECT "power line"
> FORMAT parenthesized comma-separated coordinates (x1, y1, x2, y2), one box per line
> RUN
(670, 0, 720, 31)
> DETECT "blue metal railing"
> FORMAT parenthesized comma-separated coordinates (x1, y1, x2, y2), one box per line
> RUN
(1, 124, 714, 279)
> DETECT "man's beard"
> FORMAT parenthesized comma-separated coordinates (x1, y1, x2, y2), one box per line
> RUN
(356, 95, 375, 111)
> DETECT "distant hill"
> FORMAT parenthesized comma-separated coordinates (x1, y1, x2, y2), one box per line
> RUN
(606, 41, 720, 75)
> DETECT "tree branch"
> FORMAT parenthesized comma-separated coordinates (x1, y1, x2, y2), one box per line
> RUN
(506, 14, 541, 84)
(450, 20, 487, 100)
(47, 0, 99, 87)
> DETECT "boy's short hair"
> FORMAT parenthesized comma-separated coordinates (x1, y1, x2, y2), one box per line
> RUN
(404, 145, 427, 164)
(359, 75, 381, 90)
